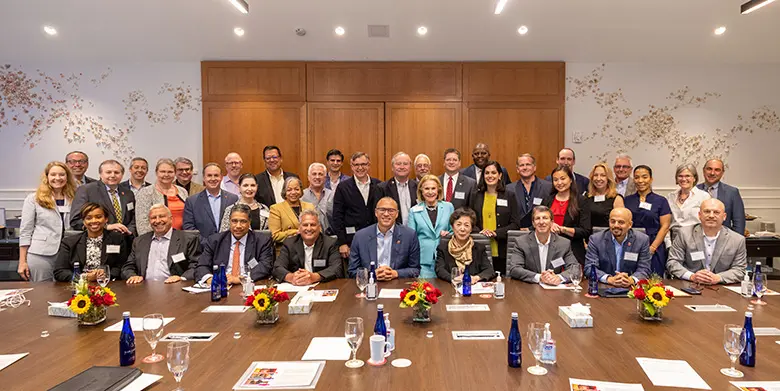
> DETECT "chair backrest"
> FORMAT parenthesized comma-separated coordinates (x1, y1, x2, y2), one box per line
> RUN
(182, 230, 200, 241)
(506, 230, 531, 265)
(439, 233, 494, 265)
(63, 230, 82, 239)
(593, 226, 646, 235)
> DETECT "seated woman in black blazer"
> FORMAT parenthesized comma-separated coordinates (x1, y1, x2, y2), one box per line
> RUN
(54, 202, 128, 282)
(435, 207, 495, 283)
(542, 165, 592, 265)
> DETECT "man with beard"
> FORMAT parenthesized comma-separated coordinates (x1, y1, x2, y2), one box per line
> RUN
(254, 145, 298, 208)
(584, 208, 651, 287)
(461, 143, 511, 185)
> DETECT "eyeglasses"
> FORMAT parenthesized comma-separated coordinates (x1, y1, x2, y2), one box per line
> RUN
(614, 165, 632, 170)
(175, 168, 192, 173)
(376, 208, 398, 215)
(352, 163, 369, 168)
(264, 156, 280, 161)
(66, 160, 88, 165)
(225, 162, 242, 166)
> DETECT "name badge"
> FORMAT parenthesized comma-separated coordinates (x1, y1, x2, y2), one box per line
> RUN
(314, 259, 326, 267)
(690, 251, 705, 261)
(126, 202, 134, 211)
(551, 257, 565, 268)
(247, 258, 259, 269)
(106, 245, 121, 254)
(410, 205, 424, 213)
(454, 191, 465, 200)
(533, 197, 542, 206)
(624, 252, 639, 262)
(639, 202, 652, 210)
(259, 210, 269, 218)
(346, 227, 356, 234)
(57, 205, 70, 214)
(496, 199, 508, 207)
(171, 252, 186, 263)
(594, 195, 606, 202)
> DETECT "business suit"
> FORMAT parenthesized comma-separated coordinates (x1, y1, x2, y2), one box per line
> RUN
(378, 177, 418, 225)
(407, 201, 454, 278)
(19, 193, 71, 281)
(254, 170, 298, 208)
(79, 176, 97, 186)
(70, 180, 136, 235)
(541, 194, 592, 265)
(176, 180, 205, 197)
(272, 234, 343, 282)
(347, 223, 421, 278)
(134, 185, 189, 236)
(439, 173, 476, 210)
(195, 230, 274, 282)
(508, 232, 579, 283)
(435, 239, 494, 282)
(183, 190, 239, 245)
(584, 229, 652, 282)
(666, 224, 746, 284)
(53, 230, 129, 282)
(461, 164, 511, 186)
(120, 229, 200, 280)
(616, 177, 637, 197)
(331, 177, 383, 247)
(470, 189, 522, 274)
(268, 200, 315, 244)
(545, 172, 590, 196)
(696, 182, 746, 236)
(118, 180, 151, 194)
(510, 177, 553, 228)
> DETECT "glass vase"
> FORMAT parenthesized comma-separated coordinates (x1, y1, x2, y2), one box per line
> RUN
(412, 305, 432, 323)
(78, 305, 107, 326)
(256, 303, 280, 324)
(637, 301, 663, 321)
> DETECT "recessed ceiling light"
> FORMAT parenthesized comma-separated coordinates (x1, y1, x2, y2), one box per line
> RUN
(417, 26, 428, 36)
(335, 26, 345, 36)
(714, 26, 726, 35)
(43, 25, 57, 36)
(517, 25, 529, 35)
(494, 0, 508, 14)
(234, 27, 245, 37)
(228, 0, 249, 14)
(741, 0, 776, 14)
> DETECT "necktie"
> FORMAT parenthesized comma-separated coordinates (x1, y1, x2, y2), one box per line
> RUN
(110, 190, 122, 222)
(708, 186, 716, 197)
(231, 241, 241, 277)
(446, 177, 454, 202)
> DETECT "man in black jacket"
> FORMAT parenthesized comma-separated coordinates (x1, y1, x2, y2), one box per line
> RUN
(254, 145, 297, 208)
(331, 152, 382, 258)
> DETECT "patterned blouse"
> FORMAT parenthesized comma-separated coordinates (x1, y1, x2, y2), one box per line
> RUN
(85, 236, 103, 271)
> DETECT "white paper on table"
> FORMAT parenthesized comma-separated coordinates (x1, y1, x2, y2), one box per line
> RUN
(182, 286, 211, 294)
(539, 283, 575, 290)
(729, 327, 780, 337)
(378, 288, 404, 299)
(201, 305, 250, 313)
(457, 282, 494, 295)
(452, 330, 505, 340)
(103, 317, 175, 332)
(301, 338, 351, 361)
(233, 361, 324, 390)
(730, 381, 780, 391)
(275, 283, 318, 293)
(309, 290, 339, 302)
(446, 304, 490, 312)
(666, 286, 691, 297)
(160, 332, 219, 342)
(0, 353, 28, 372)
(636, 357, 711, 390)
(724, 285, 780, 296)
(569, 378, 645, 391)
(120, 373, 163, 391)
(684, 304, 737, 312)
(0, 289, 33, 300)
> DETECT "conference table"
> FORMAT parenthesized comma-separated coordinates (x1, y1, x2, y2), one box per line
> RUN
(0, 279, 778, 390)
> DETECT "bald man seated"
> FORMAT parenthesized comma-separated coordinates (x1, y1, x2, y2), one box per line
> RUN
(584, 208, 652, 287)
(666, 199, 746, 284)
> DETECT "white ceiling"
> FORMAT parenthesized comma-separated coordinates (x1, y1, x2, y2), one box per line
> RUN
(1, 0, 778, 63)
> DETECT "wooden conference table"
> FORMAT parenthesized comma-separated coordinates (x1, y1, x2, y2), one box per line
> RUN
(0, 279, 778, 390)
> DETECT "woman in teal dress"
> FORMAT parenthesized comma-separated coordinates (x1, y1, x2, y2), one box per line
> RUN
(408, 174, 454, 279)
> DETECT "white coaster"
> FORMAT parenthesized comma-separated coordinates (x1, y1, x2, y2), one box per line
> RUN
(391, 358, 412, 368)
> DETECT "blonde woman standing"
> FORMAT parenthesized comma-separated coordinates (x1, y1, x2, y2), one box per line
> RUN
(135, 158, 188, 235)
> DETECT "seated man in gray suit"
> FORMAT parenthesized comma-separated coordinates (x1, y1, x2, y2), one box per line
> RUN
(195, 204, 274, 284)
(666, 198, 746, 284)
(347, 197, 421, 280)
(122, 204, 200, 284)
(273, 210, 343, 285)
(696, 159, 746, 236)
(439, 148, 476, 210)
(508, 206, 578, 285)
(585, 208, 652, 287)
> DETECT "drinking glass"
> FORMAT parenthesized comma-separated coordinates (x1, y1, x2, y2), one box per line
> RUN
(167, 341, 190, 391)
(569, 264, 582, 293)
(96, 265, 110, 287)
(239, 272, 251, 299)
(355, 268, 368, 298)
(142, 313, 165, 363)
(526, 322, 548, 375)
(345, 317, 365, 368)
(451, 267, 463, 298)
(720, 324, 746, 378)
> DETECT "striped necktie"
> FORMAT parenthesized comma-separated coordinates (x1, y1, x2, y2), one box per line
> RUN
(110, 190, 122, 222)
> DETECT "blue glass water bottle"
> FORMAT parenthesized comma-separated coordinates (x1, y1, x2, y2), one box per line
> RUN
(508, 312, 522, 368)
(588, 264, 599, 296)
(219, 264, 228, 298)
(462, 266, 472, 297)
(71, 262, 81, 294)
(119, 311, 136, 366)
(210, 265, 222, 302)
(374, 304, 388, 356)
(739, 311, 756, 367)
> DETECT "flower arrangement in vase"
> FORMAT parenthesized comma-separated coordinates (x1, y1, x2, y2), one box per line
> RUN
(245, 287, 290, 324)
(399, 281, 443, 323)
(68, 278, 118, 326)
(628, 275, 674, 321)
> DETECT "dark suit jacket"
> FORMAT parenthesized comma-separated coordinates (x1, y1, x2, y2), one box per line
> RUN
(545, 172, 589, 196)
(182, 190, 239, 245)
(378, 177, 418, 225)
(511, 177, 553, 228)
(195, 230, 274, 282)
(331, 177, 383, 246)
(53, 230, 128, 282)
(84, 176, 97, 184)
(541, 194, 592, 265)
(435, 239, 494, 282)
(507, 232, 578, 283)
(272, 235, 343, 282)
(461, 164, 511, 186)
(584, 229, 651, 281)
(347, 224, 421, 278)
(118, 180, 151, 193)
(254, 170, 298, 208)
(70, 180, 137, 235)
(120, 229, 200, 280)
(469, 189, 522, 266)
(696, 181, 746, 235)
(439, 174, 477, 210)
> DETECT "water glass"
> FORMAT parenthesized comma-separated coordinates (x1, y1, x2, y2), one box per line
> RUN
(167, 341, 190, 390)
(569, 264, 582, 293)
(355, 268, 368, 298)
(527, 322, 548, 375)
(720, 324, 745, 378)
(96, 265, 110, 287)
(451, 267, 463, 298)
(239, 272, 253, 299)
(751, 269, 768, 305)
(142, 313, 165, 363)
(345, 317, 365, 368)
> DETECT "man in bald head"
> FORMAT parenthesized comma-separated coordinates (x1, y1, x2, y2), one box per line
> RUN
(585, 207, 652, 287)
(666, 199, 746, 284)
(461, 143, 511, 185)
(221, 152, 243, 195)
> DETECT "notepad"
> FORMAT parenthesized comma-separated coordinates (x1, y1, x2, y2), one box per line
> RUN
(457, 282, 494, 295)
(120, 373, 163, 391)
(636, 357, 711, 390)
(665, 286, 691, 297)
(275, 283, 318, 293)
(201, 306, 250, 313)
(685, 304, 736, 312)
(569, 378, 645, 391)
(446, 304, 490, 312)
(309, 290, 339, 302)
(104, 317, 175, 332)
(452, 330, 505, 340)
(233, 361, 325, 390)
(540, 283, 575, 290)
(161, 332, 219, 342)
(301, 338, 351, 361)
(378, 288, 404, 299)
(730, 381, 780, 390)
(182, 285, 211, 294)
(0, 353, 28, 372)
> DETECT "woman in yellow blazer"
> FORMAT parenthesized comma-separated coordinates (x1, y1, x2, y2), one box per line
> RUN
(269, 177, 315, 248)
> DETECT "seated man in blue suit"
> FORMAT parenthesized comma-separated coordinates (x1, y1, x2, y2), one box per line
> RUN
(183, 163, 239, 245)
(696, 159, 746, 236)
(585, 207, 651, 287)
(195, 204, 274, 284)
(348, 197, 421, 280)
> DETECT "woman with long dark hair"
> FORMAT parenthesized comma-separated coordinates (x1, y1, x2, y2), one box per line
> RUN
(542, 165, 591, 265)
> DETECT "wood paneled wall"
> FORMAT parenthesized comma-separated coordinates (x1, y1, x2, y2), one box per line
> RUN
(202, 61, 564, 181)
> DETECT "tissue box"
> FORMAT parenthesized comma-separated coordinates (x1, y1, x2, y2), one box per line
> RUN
(558, 305, 593, 328)
(48, 303, 77, 318)
(288, 293, 313, 314)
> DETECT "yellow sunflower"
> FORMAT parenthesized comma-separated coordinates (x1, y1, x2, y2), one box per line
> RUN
(253, 293, 271, 312)
(403, 291, 420, 307)
(69, 294, 92, 315)
(647, 286, 670, 308)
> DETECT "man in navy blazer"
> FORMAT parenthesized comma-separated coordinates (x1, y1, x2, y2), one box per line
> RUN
(332, 152, 383, 258)
(461, 143, 511, 185)
(254, 145, 298, 208)
(696, 159, 746, 236)
(70, 160, 136, 236)
(544, 148, 589, 195)
(195, 204, 274, 284)
(348, 197, 421, 280)
(585, 208, 651, 287)
(511, 153, 553, 228)
(183, 163, 239, 244)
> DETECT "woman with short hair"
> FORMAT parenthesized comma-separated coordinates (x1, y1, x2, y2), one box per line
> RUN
(135, 158, 188, 235)
(408, 174, 455, 278)
(435, 207, 494, 283)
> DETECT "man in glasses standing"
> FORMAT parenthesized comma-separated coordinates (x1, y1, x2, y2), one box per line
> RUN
(65, 151, 96, 186)
(332, 152, 383, 259)
(613, 154, 636, 197)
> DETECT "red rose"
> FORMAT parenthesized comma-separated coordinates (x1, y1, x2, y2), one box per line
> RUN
(426, 292, 438, 304)
(665, 289, 674, 298)
(245, 296, 254, 306)
(637, 279, 649, 286)
(634, 288, 646, 301)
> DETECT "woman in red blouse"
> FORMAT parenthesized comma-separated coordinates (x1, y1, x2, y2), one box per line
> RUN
(542, 165, 592, 265)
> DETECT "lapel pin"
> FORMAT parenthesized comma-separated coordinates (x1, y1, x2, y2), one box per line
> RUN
(396, 240, 401, 244)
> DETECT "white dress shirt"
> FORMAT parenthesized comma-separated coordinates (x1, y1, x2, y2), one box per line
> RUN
(146, 228, 173, 281)
(475, 167, 483, 184)
(533, 233, 551, 284)
(356, 178, 371, 205)
(304, 242, 314, 272)
(396, 179, 412, 225)
(616, 178, 629, 196)
(268, 171, 285, 204)
(667, 187, 712, 231)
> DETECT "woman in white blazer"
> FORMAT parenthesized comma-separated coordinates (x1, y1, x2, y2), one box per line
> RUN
(18, 161, 77, 281)
(408, 175, 454, 279)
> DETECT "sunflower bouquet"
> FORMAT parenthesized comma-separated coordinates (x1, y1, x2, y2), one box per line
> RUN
(67, 278, 117, 326)
(245, 287, 290, 324)
(628, 274, 673, 320)
(399, 281, 443, 322)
